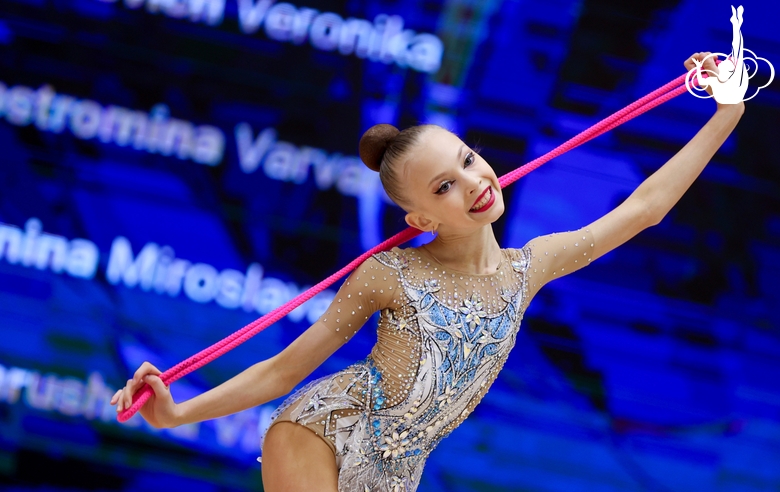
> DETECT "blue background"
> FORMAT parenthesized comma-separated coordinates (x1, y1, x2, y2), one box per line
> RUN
(1, 0, 779, 490)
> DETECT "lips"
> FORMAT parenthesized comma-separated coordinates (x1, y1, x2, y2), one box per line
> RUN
(469, 186, 495, 213)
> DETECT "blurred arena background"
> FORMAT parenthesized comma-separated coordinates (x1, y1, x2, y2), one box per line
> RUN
(1, 0, 779, 490)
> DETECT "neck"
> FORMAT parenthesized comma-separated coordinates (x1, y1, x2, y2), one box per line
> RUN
(423, 225, 502, 275)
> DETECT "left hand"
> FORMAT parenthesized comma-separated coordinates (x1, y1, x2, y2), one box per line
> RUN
(684, 52, 719, 75)
(684, 52, 718, 96)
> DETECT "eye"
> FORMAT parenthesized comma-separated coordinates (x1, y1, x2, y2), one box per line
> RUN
(435, 180, 454, 195)
(464, 151, 475, 167)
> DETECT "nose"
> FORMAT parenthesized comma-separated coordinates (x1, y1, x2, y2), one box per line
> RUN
(467, 176, 483, 195)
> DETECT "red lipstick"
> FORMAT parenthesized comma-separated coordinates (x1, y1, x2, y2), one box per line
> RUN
(469, 187, 495, 213)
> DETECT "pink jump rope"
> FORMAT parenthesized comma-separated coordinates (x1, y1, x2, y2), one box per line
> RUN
(118, 65, 717, 423)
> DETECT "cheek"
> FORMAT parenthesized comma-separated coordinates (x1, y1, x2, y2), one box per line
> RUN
(441, 193, 463, 212)
(416, 195, 453, 217)
(435, 193, 466, 218)
(476, 156, 494, 172)
(490, 189, 506, 213)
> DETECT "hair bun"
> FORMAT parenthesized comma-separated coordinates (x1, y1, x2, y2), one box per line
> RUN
(359, 124, 399, 172)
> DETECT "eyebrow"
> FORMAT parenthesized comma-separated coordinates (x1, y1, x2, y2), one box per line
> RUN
(428, 145, 466, 188)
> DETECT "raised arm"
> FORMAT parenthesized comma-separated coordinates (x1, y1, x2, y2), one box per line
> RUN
(523, 91, 744, 301)
(111, 256, 399, 428)
(589, 101, 743, 261)
(522, 228, 596, 301)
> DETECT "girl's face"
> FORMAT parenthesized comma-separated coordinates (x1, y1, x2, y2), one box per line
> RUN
(401, 127, 505, 234)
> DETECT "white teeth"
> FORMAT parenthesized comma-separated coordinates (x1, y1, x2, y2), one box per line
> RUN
(471, 188, 491, 211)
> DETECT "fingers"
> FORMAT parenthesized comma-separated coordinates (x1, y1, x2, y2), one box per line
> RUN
(700, 53, 719, 79)
(144, 374, 170, 398)
(111, 362, 166, 414)
(133, 361, 162, 386)
(685, 52, 701, 70)
(110, 388, 129, 411)
(685, 52, 717, 73)
(110, 389, 122, 405)
(122, 378, 134, 412)
(689, 52, 705, 65)
(112, 361, 163, 413)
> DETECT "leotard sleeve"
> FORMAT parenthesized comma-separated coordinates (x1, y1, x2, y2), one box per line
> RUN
(522, 227, 596, 302)
(273, 255, 402, 389)
(317, 255, 402, 341)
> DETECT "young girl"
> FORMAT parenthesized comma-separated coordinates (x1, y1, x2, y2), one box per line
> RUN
(111, 52, 743, 492)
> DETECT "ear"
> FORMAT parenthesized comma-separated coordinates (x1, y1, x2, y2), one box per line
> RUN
(405, 212, 437, 232)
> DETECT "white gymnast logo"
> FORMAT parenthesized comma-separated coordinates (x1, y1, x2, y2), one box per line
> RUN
(685, 5, 774, 104)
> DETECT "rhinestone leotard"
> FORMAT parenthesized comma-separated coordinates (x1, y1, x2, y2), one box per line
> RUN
(260, 228, 595, 492)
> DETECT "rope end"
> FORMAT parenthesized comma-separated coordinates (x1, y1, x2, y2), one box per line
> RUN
(116, 386, 152, 423)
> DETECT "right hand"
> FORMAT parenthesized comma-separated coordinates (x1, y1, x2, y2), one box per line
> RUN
(110, 362, 179, 428)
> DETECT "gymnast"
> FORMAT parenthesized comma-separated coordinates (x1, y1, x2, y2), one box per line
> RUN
(110, 52, 743, 492)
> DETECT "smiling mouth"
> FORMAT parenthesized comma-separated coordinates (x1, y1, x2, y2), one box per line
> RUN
(470, 187, 494, 213)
